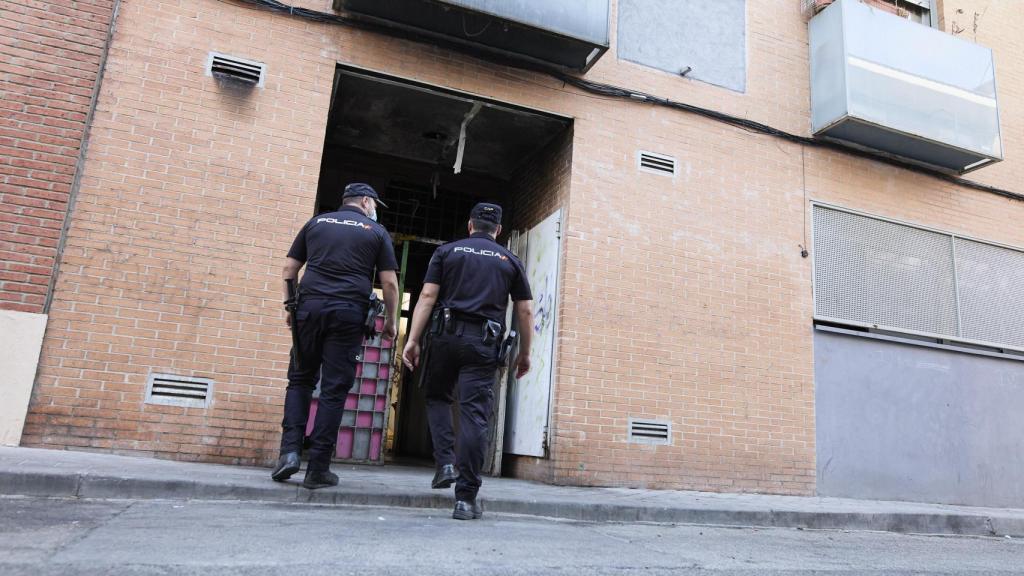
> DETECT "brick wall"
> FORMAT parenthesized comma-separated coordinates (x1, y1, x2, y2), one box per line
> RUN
(942, 0, 1023, 194)
(20, 0, 335, 463)
(0, 0, 117, 313)
(510, 128, 575, 234)
(22, 0, 1024, 494)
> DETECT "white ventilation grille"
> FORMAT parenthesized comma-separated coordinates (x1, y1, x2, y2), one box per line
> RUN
(628, 418, 671, 445)
(637, 151, 677, 176)
(812, 204, 1024, 353)
(206, 52, 265, 87)
(145, 374, 213, 409)
(954, 238, 1024, 348)
(813, 205, 958, 337)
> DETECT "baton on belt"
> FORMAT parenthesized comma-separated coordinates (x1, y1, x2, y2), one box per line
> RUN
(415, 308, 445, 388)
(415, 331, 432, 389)
(498, 329, 518, 366)
(285, 278, 301, 368)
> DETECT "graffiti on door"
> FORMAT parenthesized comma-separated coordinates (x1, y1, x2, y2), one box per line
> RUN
(504, 209, 560, 457)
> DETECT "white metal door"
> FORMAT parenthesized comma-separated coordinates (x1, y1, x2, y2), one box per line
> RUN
(483, 229, 527, 475)
(504, 209, 561, 457)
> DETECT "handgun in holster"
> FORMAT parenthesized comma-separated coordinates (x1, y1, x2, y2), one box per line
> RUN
(498, 329, 519, 366)
(364, 292, 386, 338)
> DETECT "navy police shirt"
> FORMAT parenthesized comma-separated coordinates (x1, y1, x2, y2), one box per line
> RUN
(424, 232, 532, 324)
(287, 206, 398, 301)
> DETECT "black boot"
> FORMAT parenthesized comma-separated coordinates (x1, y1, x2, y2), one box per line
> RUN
(271, 452, 301, 482)
(452, 499, 482, 520)
(302, 469, 339, 490)
(431, 464, 459, 489)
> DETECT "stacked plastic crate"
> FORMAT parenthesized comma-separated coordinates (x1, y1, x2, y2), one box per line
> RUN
(305, 314, 393, 463)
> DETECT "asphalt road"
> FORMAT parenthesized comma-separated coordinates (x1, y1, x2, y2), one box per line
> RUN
(1, 496, 1021, 575)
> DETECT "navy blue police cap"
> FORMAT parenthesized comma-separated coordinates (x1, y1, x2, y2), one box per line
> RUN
(342, 183, 388, 209)
(470, 202, 502, 225)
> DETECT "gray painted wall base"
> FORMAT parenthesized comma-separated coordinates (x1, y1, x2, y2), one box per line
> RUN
(815, 328, 1024, 508)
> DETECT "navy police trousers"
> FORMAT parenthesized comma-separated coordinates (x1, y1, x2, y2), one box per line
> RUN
(424, 323, 499, 501)
(280, 297, 365, 473)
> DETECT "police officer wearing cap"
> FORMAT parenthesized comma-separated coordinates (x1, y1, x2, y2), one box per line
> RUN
(273, 183, 400, 489)
(402, 202, 533, 520)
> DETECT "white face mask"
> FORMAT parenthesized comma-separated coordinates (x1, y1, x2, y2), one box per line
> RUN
(365, 200, 378, 222)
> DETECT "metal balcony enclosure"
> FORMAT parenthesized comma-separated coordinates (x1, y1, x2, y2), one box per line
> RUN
(809, 0, 1002, 174)
(340, 0, 610, 72)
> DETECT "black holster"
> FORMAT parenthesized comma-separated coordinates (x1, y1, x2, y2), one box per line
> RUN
(364, 292, 386, 338)
(429, 307, 449, 336)
(483, 320, 502, 345)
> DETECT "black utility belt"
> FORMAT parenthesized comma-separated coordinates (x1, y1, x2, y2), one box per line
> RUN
(288, 293, 382, 338)
(430, 308, 503, 344)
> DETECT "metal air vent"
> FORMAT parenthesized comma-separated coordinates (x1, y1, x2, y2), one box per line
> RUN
(145, 374, 213, 409)
(628, 418, 671, 445)
(637, 151, 677, 176)
(206, 52, 265, 87)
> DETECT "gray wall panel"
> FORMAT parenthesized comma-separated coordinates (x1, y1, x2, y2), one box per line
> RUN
(815, 329, 1024, 508)
(617, 0, 746, 92)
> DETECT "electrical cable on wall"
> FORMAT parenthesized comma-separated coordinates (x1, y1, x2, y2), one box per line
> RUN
(232, 0, 1024, 203)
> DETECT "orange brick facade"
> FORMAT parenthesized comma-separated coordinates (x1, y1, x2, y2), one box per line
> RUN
(18, 0, 1024, 494)
(0, 0, 116, 312)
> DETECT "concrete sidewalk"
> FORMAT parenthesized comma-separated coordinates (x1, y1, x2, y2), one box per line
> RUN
(2, 446, 1022, 537)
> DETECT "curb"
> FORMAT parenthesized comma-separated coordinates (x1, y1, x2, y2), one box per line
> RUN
(2, 470, 1021, 537)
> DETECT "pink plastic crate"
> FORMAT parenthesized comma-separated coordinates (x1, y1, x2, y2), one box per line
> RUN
(336, 428, 354, 459)
(369, 430, 382, 461)
(312, 313, 396, 463)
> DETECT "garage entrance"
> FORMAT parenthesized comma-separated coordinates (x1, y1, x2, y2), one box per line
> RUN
(313, 66, 572, 470)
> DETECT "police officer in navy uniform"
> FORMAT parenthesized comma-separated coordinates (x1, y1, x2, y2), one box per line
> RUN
(273, 183, 399, 489)
(402, 202, 533, 520)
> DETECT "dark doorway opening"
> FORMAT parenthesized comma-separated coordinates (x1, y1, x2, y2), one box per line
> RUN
(313, 66, 572, 465)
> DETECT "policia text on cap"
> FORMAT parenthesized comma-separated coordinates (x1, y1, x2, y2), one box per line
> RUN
(272, 183, 400, 489)
(403, 202, 534, 521)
